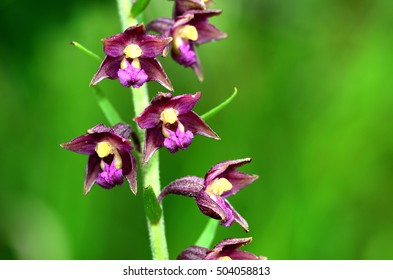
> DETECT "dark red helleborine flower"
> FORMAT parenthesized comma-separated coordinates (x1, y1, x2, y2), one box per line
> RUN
(134, 92, 220, 164)
(90, 24, 173, 91)
(158, 158, 259, 231)
(60, 123, 138, 195)
(148, 9, 226, 81)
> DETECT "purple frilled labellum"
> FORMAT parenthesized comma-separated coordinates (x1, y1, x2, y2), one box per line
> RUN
(177, 237, 267, 260)
(134, 92, 220, 164)
(148, 9, 226, 81)
(158, 158, 259, 232)
(90, 24, 173, 91)
(60, 123, 138, 195)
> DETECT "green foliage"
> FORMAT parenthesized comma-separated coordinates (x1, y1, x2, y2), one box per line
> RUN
(201, 88, 237, 121)
(131, 0, 151, 18)
(70, 41, 101, 62)
(143, 185, 162, 224)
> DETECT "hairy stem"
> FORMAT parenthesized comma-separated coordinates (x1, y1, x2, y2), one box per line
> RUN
(116, 0, 169, 260)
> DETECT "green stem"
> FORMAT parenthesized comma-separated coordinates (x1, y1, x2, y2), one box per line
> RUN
(133, 86, 168, 262)
(116, 0, 169, 260)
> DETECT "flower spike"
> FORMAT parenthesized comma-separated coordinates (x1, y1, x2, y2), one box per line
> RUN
(60, 123, 138, 195)
(90, 24, 173, 91)
(158, 158, 259, 231)
(134, 92, 220, 164)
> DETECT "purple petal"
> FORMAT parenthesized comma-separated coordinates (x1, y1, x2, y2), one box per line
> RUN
(158, 176, 204, 202)
(151, 92, 173, 105)
(224, 200, 249, 232)
(221, 170, 259, 198)
(102, 34, 128, 57)
(102, 24, 145, 57)
(226, 250, 267, 260)
(204, 158, 252, 187)
(90, 56, 122, 86)
(147, 18, 174, 35)
(134, 93, 173, 129)
(113, 123, 141, 153)
(143, 125, 165, 164)
(218, 198, 234, 227)
(189, 10, 227, 44)
(188, 9, 223, 18)
(61, 124, 134, 155)
(194, 21, 227, 44)
(139, 35, 172, 58)
(213, 237, 253, 252)
(119, 150, 138, 194)
(173, 14, 194, 30)
(98, 133, 134, 153)
(124, 24, 147, 41)
(96, 161, 124, 189)
(172, 42, 197, 67)
(134, 112, 161, 130)
(117, 59, 149, 88)
(84, 155, 101, 195)
(195, 191, 227, 220)
(60, 134, 100, 155)
(87, 124, 114, 134)
(206, 237, 266, 260)
(174, 0, 207, 17)
(177, 246, 209, 260)
(191, 54, 204, 81)
(178, 111, 220, 139)
(166, 92, 201, 114)
(139, 58, 174, 91)
(90, 124, 134, 152)
(163, 127, 194, 153)
(112, 123, 133, 139)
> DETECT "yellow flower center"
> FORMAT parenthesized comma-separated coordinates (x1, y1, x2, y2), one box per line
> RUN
(131, 58, 141, 69)
(124, 44, 142, 59)
(120, 57, 141, 70)
(95, 141, 114, 158)
(173, 25, 198, 55)
(95, 141, 122, 169)
(160, 108, 179, 125)
(205, 178, 233, 196)
(217, 256, 232, 260)
(177, 25, 198, 41)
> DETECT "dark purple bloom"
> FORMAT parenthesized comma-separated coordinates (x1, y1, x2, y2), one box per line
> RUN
(158, 158, 259, 231)
(177, 237, 267, 260)
(148, 9, 227, 81)
(134, 92, 220, 164)
(90, 24, 173, 91)
(60, 123, 138, 195)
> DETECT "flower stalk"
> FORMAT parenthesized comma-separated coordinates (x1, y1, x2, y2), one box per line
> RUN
(116, 0, 169, 260)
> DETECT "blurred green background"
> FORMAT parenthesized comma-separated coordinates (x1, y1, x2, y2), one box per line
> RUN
(1, 0, 393, 259)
